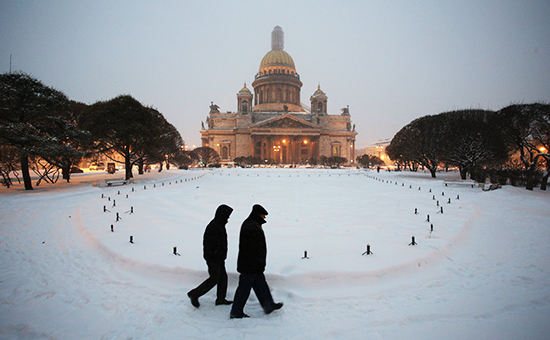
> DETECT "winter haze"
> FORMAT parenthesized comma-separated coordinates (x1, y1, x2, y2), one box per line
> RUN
(1, 0, 549, 148)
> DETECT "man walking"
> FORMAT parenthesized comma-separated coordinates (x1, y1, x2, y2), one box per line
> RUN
(188, 204, 234, 308)
(230, 204, 283, 318)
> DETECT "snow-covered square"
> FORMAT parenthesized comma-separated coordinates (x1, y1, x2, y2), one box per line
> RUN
(1, 168, 549, 339)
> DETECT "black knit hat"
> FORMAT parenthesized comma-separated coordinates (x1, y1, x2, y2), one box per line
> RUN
(252, 204, 268, 216)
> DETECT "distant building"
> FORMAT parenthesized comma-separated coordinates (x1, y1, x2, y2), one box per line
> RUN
(365, 139, 391, 164)
(200, 26, 357, 165)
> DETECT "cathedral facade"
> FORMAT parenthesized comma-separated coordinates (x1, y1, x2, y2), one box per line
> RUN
(200, 26, 357, 165)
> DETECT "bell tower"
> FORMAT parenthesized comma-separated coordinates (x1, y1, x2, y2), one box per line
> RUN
(310, 84, 328, 114)
(237, 82, 253, 113)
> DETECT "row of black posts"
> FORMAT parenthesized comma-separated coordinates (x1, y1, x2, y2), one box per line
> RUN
(101, 174, 205, 253)
(357, 173, 463, 256)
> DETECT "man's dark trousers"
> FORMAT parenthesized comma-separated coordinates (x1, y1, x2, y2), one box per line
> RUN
(230, 273, 274, 316)
(188, 262, 228, 300)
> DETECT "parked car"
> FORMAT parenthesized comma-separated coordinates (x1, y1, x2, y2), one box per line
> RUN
(70, 166, 83, 173)
(89, 162, 105, 171)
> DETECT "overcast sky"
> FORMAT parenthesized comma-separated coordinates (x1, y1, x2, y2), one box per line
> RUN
(1, 0, 549, 149)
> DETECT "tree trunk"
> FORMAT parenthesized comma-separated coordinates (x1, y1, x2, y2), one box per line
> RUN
(20, 155, 33, 190)
(525, 167, 535, 190)
(541, 169, 549, 191)
(62, 161, 71, 183)
(138, 159, 144, 175)
(125, 155, 132, 181)
(459, 166, 467, 180)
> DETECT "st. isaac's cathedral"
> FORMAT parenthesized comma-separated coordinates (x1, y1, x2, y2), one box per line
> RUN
(200, 26, 357, 165)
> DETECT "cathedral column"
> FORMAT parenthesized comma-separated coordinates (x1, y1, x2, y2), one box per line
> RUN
(267, 136, 273, 161)
(352, 140, 356, 164)
(251, 136, 257, 158)
(294, 139, 300, 163)
(291, 139, 296, 164)
(261, 136, 266, 160)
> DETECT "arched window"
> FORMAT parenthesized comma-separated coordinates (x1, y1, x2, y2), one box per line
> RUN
(242, 101, 248, 112)
(222, 146, 228, 160)
(332, 145, 341, 157)
(318, 102, 323, 112)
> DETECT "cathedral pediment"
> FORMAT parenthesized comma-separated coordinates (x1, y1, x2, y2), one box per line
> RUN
(253, 114, 318, 129)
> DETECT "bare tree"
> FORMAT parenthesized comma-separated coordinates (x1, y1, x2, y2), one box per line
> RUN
(192, 147, 220, 166)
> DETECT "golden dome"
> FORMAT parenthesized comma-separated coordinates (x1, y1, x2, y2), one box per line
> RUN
(260, 49, 295, 70)
(313, 84, 325, 96)
(239, 82, 251, 93)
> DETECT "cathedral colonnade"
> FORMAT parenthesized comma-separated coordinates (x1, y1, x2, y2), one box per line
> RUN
(251, 135, 318, 164)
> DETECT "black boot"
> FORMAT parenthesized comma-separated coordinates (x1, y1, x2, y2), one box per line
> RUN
(264, 302, 283, 314)
(215, 299, 233, 306)
(187, 292, 200, 308)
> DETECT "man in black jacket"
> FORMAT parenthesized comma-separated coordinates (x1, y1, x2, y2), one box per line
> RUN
(230, 204, 283, 318)
(188, 204, 233, 308)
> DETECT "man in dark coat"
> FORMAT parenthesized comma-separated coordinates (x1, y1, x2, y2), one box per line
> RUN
(230, 204, 283, 318)
(188, 204, 233, 308)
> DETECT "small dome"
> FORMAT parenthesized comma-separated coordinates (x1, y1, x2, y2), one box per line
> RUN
(313, 84, 325, 96)
(239, 82, 251, 94)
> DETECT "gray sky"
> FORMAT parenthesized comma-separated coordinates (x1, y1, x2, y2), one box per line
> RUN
(1, 0, 549, 149)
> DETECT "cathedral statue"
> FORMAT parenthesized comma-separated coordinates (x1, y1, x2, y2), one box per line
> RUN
(341, 106, 350, 116)
(209, 102, 220, 113)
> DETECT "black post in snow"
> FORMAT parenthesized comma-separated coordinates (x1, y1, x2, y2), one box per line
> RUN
(302, 250, 309, 259)
(362, 244, 373, 255)
(130, 236, 134, 243)
(409, 236, 417, 246)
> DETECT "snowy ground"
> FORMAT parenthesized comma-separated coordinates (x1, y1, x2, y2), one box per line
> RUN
(0, 168, 549, 340)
